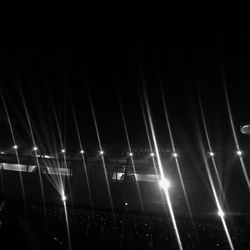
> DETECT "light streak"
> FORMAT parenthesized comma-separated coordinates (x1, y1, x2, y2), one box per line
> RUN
(142, 84, 183, 250)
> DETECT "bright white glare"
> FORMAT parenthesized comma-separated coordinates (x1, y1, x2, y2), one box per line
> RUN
(99, 150, 104, 155)
(61, 149, 66, 153)
(218, 209, 225, 218)
(61, 194, 67, 202)
(150, 152, 155, 157)
(209, 152, 215, 156)
(173, 152, 178, 158)
(236, 150, 243, 156)
(13, 145, 18, 150)
(80, 150, 84, 154)
(125, 202, 128, 206)
(159, 178, 171, 190)
(129, 152, 133, 156)
(33, 146, 38, 151)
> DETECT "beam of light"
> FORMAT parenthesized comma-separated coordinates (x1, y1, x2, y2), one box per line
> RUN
(61, 191, 72, 250)
(87, 85, 113, 211)
(0, 91, 27, 215)
(118, 95, 144, 213)
(142, 84, 183, 250)
(19, 90, 47, 215)
(236, 150, 242, 156)
(209, 152, 215, 156)
(160, 84, 194, 223)
(172, 152, 178, 158)
(224, 84, 250, 192)
(61, 193, 67, 202)
(199, 142, 234, 250)
(50, 99, 73, 205)
(159, 177, 171, 190)
(218, 209, 225, 218)
(138, 82, 166, 211)
(198, 94, 226, 204)
(71, 100, 93, 209)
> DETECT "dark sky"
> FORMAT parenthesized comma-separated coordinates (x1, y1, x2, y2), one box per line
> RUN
(0, 7, 249, 155)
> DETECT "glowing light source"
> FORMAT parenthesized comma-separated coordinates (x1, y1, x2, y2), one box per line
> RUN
(125, 202, 128, 206)
(61, 149, 66, 153)
(99, 150, 104, 155)
(218, 209, 225, 218)
(236, 150, 243, 156)
(129, 152, 133, 156)
(61, 194, 67, 202)
(173, 152, 178, 158)
(150, 152, 155, 157)
(13, 145, 18, 150)
(33, 146, 38, 151)
(159, 177, 171, 190)
(209, 152, 215, 156)
(80, 150, 84, 154)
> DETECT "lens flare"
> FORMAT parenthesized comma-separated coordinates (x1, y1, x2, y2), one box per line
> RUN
(159, 177, 171, 190)
(172, 152, 178, 158)
(61, 194, 67, 202)
(118, 94, 144, 212)
(209, 152, 215, 156)
(236, 150, 242, 156)
(224, 83, 250, 193)
(143, 83, 183, 250)
(87, 85, 113, 211)
(198, 134, 234, 250)
(159, 83, 193, 226)
(218, 209, 225, 218)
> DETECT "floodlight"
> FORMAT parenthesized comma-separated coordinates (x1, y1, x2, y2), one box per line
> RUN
(159, 177, 171, 190)
(236, 150, 242, 156)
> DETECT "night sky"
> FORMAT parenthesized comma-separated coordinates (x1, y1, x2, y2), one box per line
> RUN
(0, 7, 249, 155)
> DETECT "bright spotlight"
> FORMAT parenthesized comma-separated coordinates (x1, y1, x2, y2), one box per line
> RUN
(218, 209, 225, 218)
(61, 149, 66, 153)
(129, 152, 133, 156)
(159, 177, 171, 190)
(125, 202, 128, 206)
(150, 152, 155, 157)
(13, 145, 18, 150)
(33, 146, 38, 151)
(236, 150, 243, 156)
(209, 152, 215, 156)
(99, 150, 104, 155)
(173, 152, 178, 158)
(61, 194, 67, 202)
(80, 150, 84, 154)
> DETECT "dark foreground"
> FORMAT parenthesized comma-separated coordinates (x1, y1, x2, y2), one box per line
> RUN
(1, 200, 250, 249)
